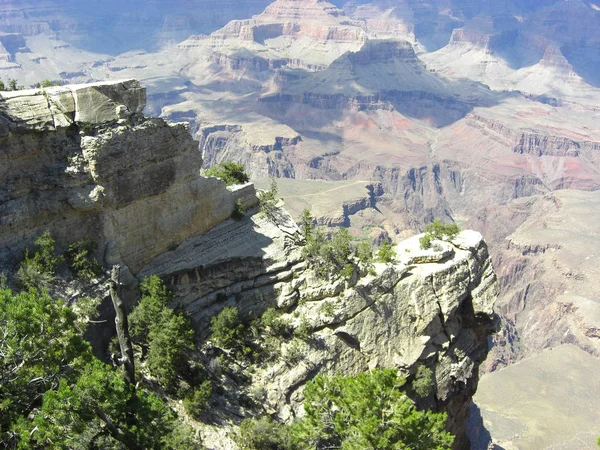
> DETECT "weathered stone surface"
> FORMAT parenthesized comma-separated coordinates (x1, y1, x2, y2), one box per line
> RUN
(141, 209, 498, 448)
(0, 79, 146, 132)
(0, 80, 258, 274)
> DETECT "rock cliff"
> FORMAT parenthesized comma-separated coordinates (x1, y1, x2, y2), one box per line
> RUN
(1, 80, 499, 449)
(140, 208, 498, 448)
(0, 79, 257, 274)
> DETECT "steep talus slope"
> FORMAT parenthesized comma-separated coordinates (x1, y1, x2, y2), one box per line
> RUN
(0, 80, 257, 274)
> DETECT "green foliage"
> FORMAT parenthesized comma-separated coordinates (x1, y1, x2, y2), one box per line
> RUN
(259, 178, 279, 220)
(8, 78, 17, 91)
(294, 316, 312, 341)
(0, 285, 201, 449)
(0, 289, 91, 440)
(302, 227, 355, 280)
(210, 306, 245, 349)
(35, 79, 61, 88)
(17, 232, 65, 290)
(292, 368, 454, 450)
(283, 339, 307, 366)
(129, 275, 173, 343)
(147, 308, 195, 387)
(299, 209, 315, 240)
(0, 79, 4, 91)
(17, 231, 64, 289)
(236, 417, 297, 450)
(318, 301, 335, 318)
(419, 219, 460, 250)
(162, 423, 203, 450)
(71, 296, 101, 333)
(355, 240, 373, 265)
(412, 366, 435, 398)
(232, 198, 245, 221)
(183, 381, 213, 419)
(20, 359, 198, 450)
(129, 276, 194, 388)
(260, 307, 287, 336)
(80, 123, 94, 135)
(66, 239, 103, 281)
(376, 239, 396, 263)
(205, 161, 249, 186)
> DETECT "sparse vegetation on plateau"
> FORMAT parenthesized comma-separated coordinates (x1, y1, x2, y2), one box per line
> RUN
(419, 219, 460, 250)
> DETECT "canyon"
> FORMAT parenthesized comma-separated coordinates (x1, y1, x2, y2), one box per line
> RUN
(0, 80, 498, 449)
(1, 0, 600, 448)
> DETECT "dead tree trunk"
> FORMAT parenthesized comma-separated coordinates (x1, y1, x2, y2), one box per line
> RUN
(109, 265, 136, 386)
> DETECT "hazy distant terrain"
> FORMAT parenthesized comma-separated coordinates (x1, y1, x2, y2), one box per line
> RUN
(2, 0, 599, 447)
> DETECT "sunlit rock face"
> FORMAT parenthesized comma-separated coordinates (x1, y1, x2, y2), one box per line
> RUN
(0, 80, 257, 274)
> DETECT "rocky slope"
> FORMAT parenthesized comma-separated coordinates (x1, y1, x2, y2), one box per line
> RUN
(141, 206, 498, 449)
(0, 79, 499, 450)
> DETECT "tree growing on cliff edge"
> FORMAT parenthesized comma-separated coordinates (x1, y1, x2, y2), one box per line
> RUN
(419, 219, 460, 249)
(204, 160, 249, 186)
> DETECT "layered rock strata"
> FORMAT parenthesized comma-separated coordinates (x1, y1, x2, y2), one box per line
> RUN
(141, 208, 499, 449)
(0, 79, 257, 274)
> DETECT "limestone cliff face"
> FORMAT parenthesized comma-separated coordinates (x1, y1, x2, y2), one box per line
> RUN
(141, 206, 498, 449)
(0, 80, 257, 274)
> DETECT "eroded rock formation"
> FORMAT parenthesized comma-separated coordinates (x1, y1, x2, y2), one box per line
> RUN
(0, 80, 257, 274)
(1, 80, 498, 449)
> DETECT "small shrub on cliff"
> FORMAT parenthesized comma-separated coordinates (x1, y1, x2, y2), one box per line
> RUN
(302, 226, 355, 280)
(129, 276, 195, 388)
(146, 308, 195, 388)
(412, 365, 435, 398)
(260, 307, 288, 336)
(17, 231, 64, 290)
(210, 306, 244, 349)
(235, 417, 296, 450)
(376, 239, 396, 263)
(205, 161, 249, 186)
(232, 199, 245, 221)
(183, 380, 213, 419)
(65, 239, 103, 282)
(259, 177, 280, 221)
(355, 240, 373, 265)
(35, 79, 61, 88)
(299, 208, 315, 240)
(419, 219, 460, 250)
